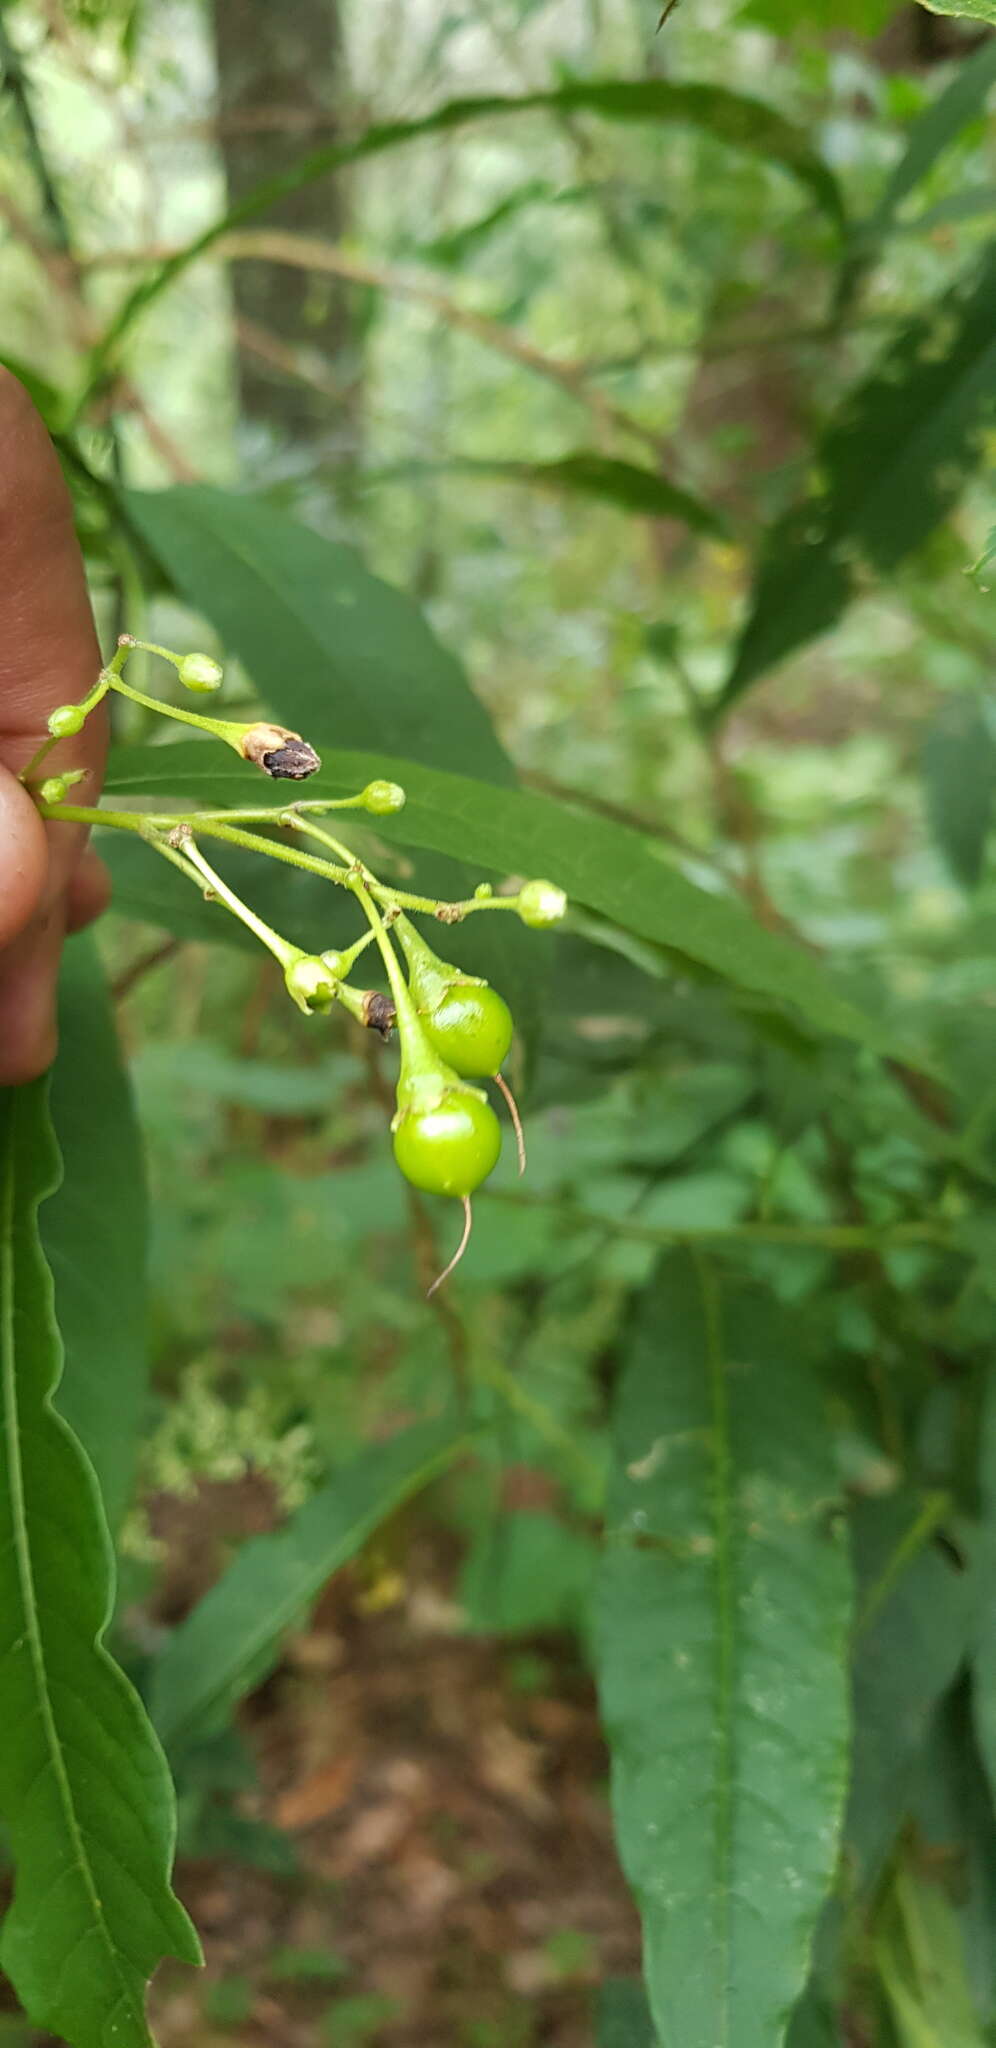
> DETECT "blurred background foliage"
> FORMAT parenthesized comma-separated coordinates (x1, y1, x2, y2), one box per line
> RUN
(3, 0, 996, 2042)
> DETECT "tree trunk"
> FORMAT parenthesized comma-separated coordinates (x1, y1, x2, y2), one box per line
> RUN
(212, 0, 361, 452)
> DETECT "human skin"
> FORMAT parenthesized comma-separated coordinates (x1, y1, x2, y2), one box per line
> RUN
(0, 368, 110, 1083)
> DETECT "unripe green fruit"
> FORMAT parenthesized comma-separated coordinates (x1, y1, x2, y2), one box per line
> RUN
(361, 780, 406, 815)
(393, 1091, 501, 1197)
(423, 983, 513, 1078)
(179, 653, 223, 693)
(284, 955, 337, 1013)
(518, 879, 567, 929)
(47, 703, 85, 738)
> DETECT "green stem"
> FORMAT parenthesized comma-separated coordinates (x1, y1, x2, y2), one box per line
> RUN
(106, 674, 247, 749)
(40, 800, 518, 922)
(854, 1491, 952, 1639)
(176, 836, 298, 967)
(482, 1190, 953, 1254)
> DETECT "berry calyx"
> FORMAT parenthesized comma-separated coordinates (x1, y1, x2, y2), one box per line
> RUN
(393, 915, 513, 1078)
(393, 1089, 501, 1198)
(284, 954, 338, 1013)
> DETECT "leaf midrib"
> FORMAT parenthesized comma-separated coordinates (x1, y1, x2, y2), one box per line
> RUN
(0, 1096, 145, 2034)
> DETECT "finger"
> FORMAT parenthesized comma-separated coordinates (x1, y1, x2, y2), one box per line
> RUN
(0, 764, 48, 951)
(65, 848, 111, 934)
(0, 372, 107, 1079)
(0, 900, 65, 1085)
(0, 368, 105, 761)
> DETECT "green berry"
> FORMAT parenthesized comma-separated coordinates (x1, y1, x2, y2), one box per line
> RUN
(47, 703, 85, 738)
(178, 653, 223, 693)
(393, 1090, 501, 1197)
(423, 983, 513, 1078)
(518, 879, 567, 929)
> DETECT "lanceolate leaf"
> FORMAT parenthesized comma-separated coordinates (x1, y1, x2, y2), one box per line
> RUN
(594, 1256, 852, 2048)
(381, 454, 724, 536)
(103, 740, 927, 1065)
(846, 1494, 980, 1897)
(866, 39, 996, 232)
(0, 1082, 199, 2048)
(43, 935, 149, 1531)
(721, 244, 996, 708)
(151, 1418, 468, 1754)
(594, 1253, 852, 2039)
(971, 1364, 996, 1806)
(921, 697, 996, 890)
(918, 0, 996, 20)
(122, 486, 512, 782)
(85, 79, 843, 394)
(597, 1979, 658, 2047)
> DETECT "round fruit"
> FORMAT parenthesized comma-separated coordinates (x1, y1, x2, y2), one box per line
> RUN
(393, 1091, 501, 1197)
(423, 984, 513, 1078)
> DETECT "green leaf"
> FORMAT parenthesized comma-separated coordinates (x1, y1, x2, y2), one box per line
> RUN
(0, 1081, 198, 2047)
(42, 935, 149, 1530)
(721, 244, 996, 708)
(784, 1986, 841, 2047)
(971, 1364, 996, 1810)
(921, 697, 996, 889)
(150, 1418, 468, 1753)
(594, 1256, 852, 2048)
(102, 742, 924, 1065)
(121, 486, 511, 781)
(875, 1866, 989, 2048)
(85, 79, 843, 395)
(846, 1496, 979, 1896)
(520, 453, 721, 533)
(597, 1979, 659, 2048)
(741, 0, 896, 31)
(381, 454, 724, 537)
(918, 0, 996, 22)
(968, 524, 996, 582)
(867, 39, 996, 231)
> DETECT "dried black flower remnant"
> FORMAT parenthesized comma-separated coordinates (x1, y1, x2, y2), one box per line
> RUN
(240, 721, 322, 780)
(362, 991, 397, 1039)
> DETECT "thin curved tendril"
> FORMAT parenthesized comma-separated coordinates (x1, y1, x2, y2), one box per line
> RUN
(495, 1072, 526, 1176)
(427, 1195, 473, 1298)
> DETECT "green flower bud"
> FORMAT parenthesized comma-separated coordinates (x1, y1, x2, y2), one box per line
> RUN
(517, 879, 568, 929)
(361, 780, 406, 816)
(284, 955, 338, 1014)
(37, 770, 86, 805)
(474, 882, 493, 901)
(178, 653, 223, 694)
(47, 703, 85, 738)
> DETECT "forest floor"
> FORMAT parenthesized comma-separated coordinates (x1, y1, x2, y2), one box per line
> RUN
(142, 1480, 642, 2048)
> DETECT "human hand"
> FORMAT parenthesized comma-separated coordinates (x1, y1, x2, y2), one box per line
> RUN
(0, 369, 109, 1084)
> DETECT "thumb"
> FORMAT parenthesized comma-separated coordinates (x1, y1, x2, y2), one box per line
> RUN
(0, 763, 48, 949)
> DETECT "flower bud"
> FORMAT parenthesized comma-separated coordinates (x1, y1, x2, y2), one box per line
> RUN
(361, 780, 406, 816)
(37, 770, 86, 805)
(517, 879, 568, 929)
(178, 653, 223, 694)
(47, 703, 85, 738)
(284, 955, 338, 1013)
